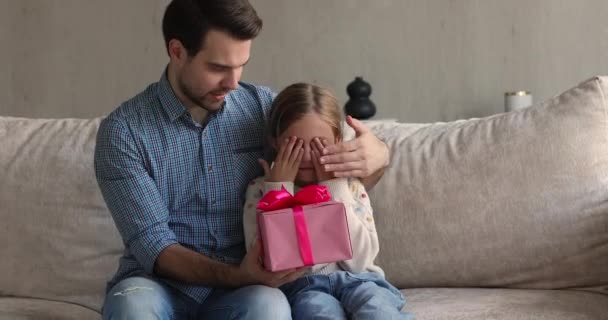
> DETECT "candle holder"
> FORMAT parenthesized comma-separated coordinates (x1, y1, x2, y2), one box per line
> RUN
(505, 91, 533, 112)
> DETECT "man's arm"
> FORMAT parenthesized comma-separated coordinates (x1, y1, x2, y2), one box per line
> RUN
(154, 235, 304, 288)
(154, 244, 238, 287)
(94, 118, 302, 288)
(359, 165, 386, 191)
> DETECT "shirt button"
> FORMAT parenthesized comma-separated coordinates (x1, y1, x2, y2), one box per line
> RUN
(208, 165, 213, 172)
(211, 200, 217, 205)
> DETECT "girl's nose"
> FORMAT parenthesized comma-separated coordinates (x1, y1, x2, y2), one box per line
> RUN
(301, 142, 312, 162)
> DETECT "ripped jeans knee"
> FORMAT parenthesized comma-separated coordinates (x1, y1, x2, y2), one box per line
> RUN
(112, 285, 154, 296)
(102, 276, 178, 320)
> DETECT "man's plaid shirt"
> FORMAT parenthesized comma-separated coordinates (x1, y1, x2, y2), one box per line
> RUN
(94, 71, 273, 303)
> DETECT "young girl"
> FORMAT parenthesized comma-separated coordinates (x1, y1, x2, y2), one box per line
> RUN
(243, 83, 412, 320)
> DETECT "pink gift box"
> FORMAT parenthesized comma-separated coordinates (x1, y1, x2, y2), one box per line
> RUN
(257, 201, 353, 272)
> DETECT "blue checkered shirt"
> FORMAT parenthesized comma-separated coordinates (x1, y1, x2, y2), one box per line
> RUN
(94, 71, 273, 303)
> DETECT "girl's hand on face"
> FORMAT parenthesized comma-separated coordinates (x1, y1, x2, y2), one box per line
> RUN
(311, 137, 334, 182)
(259, 136, 304, 182)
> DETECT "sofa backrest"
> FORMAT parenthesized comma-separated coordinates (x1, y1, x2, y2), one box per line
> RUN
(0, 117, 122, 313)
(367, 77, 608, 293)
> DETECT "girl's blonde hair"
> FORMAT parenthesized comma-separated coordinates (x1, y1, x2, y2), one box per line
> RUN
(267, 83, 343, 141)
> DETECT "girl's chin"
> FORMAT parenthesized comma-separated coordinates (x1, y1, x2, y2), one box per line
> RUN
(295, 179, 318, 186)
(295, 179, 316, 186)
(296, 170, 316, 186)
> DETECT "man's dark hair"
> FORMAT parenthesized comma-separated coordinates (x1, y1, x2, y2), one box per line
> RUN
(162, 0, 263, 56)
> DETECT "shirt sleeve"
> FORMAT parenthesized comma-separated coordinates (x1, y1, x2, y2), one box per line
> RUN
(94, 118, 178, 274)
(318, 178, 380, 273)
(258, 86, 276, 119)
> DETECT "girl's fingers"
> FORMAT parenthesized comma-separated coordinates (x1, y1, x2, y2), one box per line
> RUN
(320, 138, 331, 148)
(288, 138, 303, 164)
(292, 145, 304, 169)
(311, 149, 318, 166)
(283, 137, 298, 162)
(311, 149, 322, 178)
(276, 138, 289, 162)
(312, 137, 324, 154)
(258, 158, 271, 177)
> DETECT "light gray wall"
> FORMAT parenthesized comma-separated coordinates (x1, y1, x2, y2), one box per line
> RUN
(1, 0, 168, 119)
(2, 0, 608, 122)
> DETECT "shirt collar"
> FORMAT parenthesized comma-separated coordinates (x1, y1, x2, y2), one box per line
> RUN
(157, 69, 188, 122)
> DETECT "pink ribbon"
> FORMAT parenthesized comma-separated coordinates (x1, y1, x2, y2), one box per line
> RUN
(257, 185, 331, 266)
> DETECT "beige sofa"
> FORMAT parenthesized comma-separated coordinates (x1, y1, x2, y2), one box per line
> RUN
(1, 76, 608, 319)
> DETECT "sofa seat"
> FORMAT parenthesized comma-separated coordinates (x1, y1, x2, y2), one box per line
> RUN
(0, 298, 100, 319)
(402, 288, 608, 320)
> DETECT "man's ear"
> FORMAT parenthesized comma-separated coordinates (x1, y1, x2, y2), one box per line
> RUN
(168, 39, 187, 63)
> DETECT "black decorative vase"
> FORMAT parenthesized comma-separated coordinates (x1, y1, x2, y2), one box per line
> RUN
(344, 77, 376, 119)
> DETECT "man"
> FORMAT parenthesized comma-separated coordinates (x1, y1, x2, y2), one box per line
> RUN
(94, 0, 390, 319)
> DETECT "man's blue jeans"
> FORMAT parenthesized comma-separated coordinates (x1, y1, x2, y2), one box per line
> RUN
(280, 271, 414, 320)
(102, 276, 291, 319)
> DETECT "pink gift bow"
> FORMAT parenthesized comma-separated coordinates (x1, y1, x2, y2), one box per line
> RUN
(257, 185, 332, 266)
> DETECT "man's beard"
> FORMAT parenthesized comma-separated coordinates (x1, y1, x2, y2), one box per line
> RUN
(179, 78, 225, 112)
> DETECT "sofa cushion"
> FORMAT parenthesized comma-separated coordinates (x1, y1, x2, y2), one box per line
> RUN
(402, 288, 608, 320)
(0, 117, 122, 313)
(367, 76, 608, 290)
(0, 298, 100, 320)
